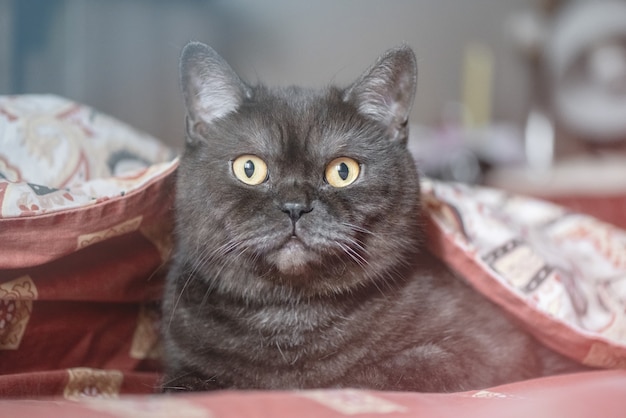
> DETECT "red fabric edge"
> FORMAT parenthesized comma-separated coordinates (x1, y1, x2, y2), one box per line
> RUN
(0, 161, 178, 270)
(0, 370, 159, 398)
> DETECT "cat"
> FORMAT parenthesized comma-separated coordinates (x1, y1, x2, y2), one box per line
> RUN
(160, 42, 581, 393)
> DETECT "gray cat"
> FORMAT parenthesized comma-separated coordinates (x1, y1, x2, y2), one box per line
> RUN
(161, 42, 580, 392)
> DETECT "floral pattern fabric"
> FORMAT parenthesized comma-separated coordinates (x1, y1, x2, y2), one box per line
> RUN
(422, 181, 626, 368)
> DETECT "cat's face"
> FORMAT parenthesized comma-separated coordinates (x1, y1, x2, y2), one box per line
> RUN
(175, 43, 421, 296)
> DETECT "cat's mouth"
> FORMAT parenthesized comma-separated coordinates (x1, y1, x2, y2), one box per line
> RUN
(269, 236, 318, 276)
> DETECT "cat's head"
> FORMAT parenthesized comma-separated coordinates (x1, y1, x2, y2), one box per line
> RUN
(175, 42, 421, 297)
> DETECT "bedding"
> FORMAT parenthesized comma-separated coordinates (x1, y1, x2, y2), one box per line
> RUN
(0, 95, 174, 397)
(0, 95, 625, 415)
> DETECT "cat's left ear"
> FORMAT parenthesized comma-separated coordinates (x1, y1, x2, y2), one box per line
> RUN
(180, 42, 251, 142)
(344, 45, 417, 143)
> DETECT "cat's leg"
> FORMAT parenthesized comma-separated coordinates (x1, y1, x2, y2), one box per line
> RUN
(379, 344, 477, 392)
(347, 341, 540, 392)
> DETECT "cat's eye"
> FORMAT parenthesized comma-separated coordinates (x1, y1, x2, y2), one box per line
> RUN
(325, 157, 360, 188)
(232, 155, 268, 185)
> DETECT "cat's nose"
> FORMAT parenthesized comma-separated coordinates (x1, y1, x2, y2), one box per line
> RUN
(280, 202, 313, 223)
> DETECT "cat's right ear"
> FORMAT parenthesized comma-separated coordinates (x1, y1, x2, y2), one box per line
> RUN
(180, 42, 250, 143)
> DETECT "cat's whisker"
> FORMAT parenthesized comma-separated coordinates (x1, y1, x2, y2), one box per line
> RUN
(343, 236, 369, 254)
(167, 271, 196, 331)
(211, 240, 240, 259)
(353, 258, 388, 297)
(186, 241, 219, 278)
(160, 371, 220, 392)
(206, 242, 249, 306)
(338, 242, 369, 270)
(169, 238, 247, 325)
(160, 370, 195, 388)
(341, 221, 373, 236)
(201, 244, 250, 307)
(275, 341, 289, 365)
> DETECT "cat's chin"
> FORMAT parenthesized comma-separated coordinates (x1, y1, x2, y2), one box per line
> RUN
(270, 238, 318, 276)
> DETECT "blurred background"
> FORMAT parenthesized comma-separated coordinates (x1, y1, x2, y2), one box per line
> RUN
(2, 0, 626, 193)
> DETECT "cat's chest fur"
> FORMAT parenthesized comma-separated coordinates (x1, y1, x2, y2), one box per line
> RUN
(164, 250, 543, 392)
(161, 42, 579, 393)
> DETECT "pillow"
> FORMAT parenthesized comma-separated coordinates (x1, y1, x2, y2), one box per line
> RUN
(0, 95, 177, 396)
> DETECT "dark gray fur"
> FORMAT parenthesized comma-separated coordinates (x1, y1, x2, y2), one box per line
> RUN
(161, 42, 579, 392)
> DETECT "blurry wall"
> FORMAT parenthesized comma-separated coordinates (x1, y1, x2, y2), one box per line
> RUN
(3, 0, 535, 148)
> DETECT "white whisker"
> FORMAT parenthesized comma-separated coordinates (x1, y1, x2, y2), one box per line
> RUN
(338, 242, 368, 269)
(341, 221, 373, 235)
(169, 238, 247, 327)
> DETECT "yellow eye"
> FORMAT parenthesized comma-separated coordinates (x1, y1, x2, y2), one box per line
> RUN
(232, 155, 268, 185)
(325, 157, 360, 188)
